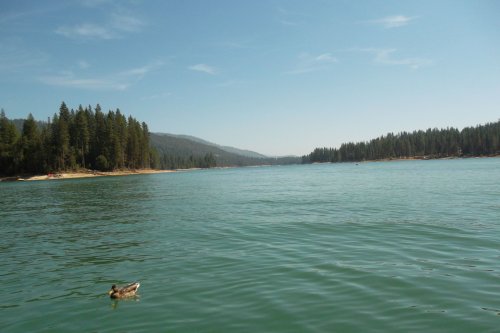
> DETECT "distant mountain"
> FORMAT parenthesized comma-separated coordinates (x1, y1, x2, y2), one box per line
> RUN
(158, 133, 268, 158)
(150, 132, 300, 167)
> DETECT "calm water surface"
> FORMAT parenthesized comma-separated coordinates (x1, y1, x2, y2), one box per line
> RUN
(1, 159, 500, 332)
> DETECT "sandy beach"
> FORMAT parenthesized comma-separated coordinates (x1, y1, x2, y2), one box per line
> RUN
(1, 169, 175, 182)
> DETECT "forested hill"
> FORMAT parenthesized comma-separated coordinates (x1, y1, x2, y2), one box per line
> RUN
(151, 133, 301, 168)
(305, 120, 500, 163)
(161, 133, 267, 159)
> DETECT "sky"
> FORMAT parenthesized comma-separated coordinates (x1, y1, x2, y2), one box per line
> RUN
(1, 0, 499, 156)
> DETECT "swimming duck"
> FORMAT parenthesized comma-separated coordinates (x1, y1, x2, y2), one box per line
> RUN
(108, 282, 140, 299)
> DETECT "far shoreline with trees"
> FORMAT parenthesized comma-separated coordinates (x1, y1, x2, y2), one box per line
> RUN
(303, 120, 500, 164)
(1, 101, 499, 179)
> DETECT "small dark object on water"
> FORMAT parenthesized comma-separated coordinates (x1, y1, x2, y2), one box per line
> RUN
(108, 282, 140, 299)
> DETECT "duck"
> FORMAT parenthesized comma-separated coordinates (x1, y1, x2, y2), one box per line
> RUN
(108, 282, 140, 299)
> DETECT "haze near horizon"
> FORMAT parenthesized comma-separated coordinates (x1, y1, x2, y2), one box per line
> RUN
(1, 0, 499, 156)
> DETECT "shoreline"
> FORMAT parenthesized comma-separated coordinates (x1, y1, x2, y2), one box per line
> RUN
(1, 168, 176, 182)
(360, 154, 500, 164)
(311, 154, 500, 165)
(2, 155, 499, 182)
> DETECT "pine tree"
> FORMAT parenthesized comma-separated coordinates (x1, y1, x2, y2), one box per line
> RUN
(126, 116, 140, 169)
(19, 113, 42, 173)
(75, 107, 89, 168)
(141, 122, 150, 168)
(53, 102, 71, 170)
(115, 109, 128, 168)
(0, 110, 20, 175)
(105, 111, 117, 169)
(94, 104, 107, 167)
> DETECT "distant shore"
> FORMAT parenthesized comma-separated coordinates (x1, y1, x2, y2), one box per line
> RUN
(364, 154, 500, 163)
(2, 155, 499, 182)
(309, 154, 500, 165)
(0, 169, 175, 182)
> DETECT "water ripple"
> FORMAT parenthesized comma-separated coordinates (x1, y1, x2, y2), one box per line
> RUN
(1, 160, 500, 332)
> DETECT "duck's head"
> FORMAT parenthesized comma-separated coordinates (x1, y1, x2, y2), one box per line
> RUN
(108, 284, 118, 296)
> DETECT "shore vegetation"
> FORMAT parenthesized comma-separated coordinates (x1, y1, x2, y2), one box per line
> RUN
(1, 102, 156, 176)
(304, 120, 500, 163)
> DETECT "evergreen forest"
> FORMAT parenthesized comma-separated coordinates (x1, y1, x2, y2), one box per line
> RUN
(0, 102, 243, 176)
(304, 120, 500, 163)
(0, 102, 157, 176)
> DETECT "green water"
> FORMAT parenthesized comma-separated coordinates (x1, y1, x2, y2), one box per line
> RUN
(1, 159, 500, 332)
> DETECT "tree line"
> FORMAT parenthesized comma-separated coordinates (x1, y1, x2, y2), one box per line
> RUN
(0, 102, 157, 176)
(0, 102, 225, 176)
(304, 120, 500, 163)
(159, 153, 217, 170)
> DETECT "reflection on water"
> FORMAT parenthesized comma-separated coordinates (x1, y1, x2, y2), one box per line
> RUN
(110, 297, 140, 310)
(1, 159, 500, 332)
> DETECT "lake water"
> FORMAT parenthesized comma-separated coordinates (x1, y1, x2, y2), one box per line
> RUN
(1, 158, 500, 332)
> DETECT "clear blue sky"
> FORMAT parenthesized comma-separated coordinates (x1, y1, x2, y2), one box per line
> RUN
(1, 0, 499, 156)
